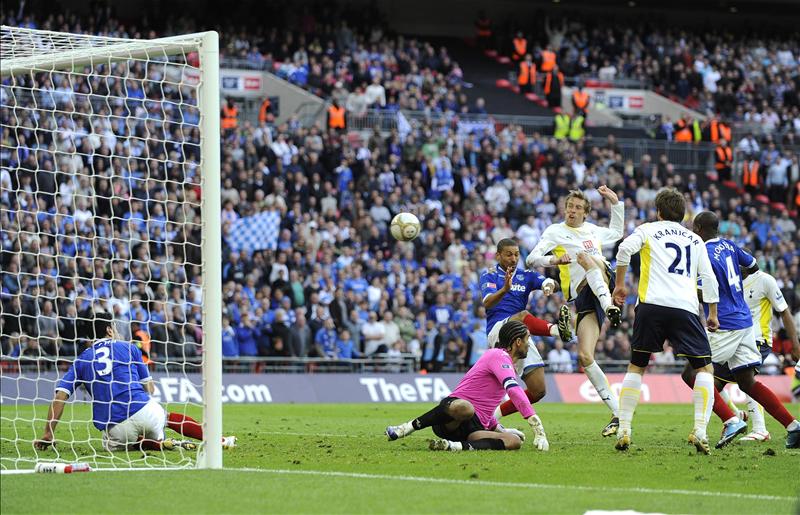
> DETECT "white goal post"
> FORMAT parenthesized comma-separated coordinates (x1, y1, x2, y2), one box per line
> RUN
(0, 26, 222, 471)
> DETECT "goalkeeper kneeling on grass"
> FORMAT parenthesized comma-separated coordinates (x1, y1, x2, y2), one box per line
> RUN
(34, 313, 236, 453)
(386, 320, 549, 451)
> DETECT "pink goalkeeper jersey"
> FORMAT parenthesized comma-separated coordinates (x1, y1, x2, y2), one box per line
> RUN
(451, 348, 534, 429)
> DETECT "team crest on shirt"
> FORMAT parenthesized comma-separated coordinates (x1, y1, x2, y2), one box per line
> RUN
(516, 275, 524, 281)
(501, 364, 511, 369)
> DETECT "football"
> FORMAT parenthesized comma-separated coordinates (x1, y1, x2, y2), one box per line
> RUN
(390, 212, 421, 241)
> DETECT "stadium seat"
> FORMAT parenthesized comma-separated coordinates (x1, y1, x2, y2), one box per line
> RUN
(496, 78, 511, 88)
(497, 56, 511, 64)
(770, 202, 786, 212)
(754, 194, 770, 204)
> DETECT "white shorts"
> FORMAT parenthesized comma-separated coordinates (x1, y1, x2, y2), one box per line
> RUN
(103, 399, 167, 452)
(707, 326, 762, 372)
(488, 318, 545, 377)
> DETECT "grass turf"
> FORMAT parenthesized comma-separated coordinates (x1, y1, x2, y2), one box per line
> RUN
(2, 402, 799, 514)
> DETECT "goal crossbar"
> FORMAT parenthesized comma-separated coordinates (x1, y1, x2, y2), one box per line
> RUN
(1, 26, 207, 76)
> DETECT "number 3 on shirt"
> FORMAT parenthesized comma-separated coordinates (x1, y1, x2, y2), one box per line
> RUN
(96, 346, 113, 376)
(725, 255, 741, 291)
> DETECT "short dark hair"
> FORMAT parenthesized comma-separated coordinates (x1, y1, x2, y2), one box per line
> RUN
(693, 211, 719, 235)
(496, 238, 519, 253)
(655, 187, 685, 222)
(497, 320, 528, 350)
(92, 312, 113, 340)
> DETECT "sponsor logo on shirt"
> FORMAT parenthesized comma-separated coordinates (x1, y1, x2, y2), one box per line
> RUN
(509, 284, 526, 293)
(582, 240, 594, 250)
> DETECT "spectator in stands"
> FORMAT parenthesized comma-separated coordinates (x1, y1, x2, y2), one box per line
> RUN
(547, 340, 573, 373)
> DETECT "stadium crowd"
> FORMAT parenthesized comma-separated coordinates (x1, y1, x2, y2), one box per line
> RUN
(494, 15, 799, 136)
(1, 7, 798, 376)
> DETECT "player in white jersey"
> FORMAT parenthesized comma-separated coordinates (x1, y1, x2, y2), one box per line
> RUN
(612, 188, 721, 454)
(715, 264, 800, 442)
(525, 186, 623, 436)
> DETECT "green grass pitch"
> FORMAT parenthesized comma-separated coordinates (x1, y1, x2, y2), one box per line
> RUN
(2, 403, 799, 514)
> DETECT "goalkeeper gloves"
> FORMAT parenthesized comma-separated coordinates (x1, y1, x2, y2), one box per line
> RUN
(526, 414, 550, 451)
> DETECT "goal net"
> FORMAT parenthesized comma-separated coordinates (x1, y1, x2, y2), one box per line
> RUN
(0, 26, 222, 472)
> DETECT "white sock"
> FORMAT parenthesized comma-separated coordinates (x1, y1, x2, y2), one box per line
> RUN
(450, 441, 463, 451)
(585, 269, 612, 311)
(618, 372, 642, 434)
(786, 420, 800, 431)
(719, 387, 739, 415)
(693, 372, 715, 440)
(584, 361, 619, 417)
(745, 395, 767, 433)
(549, 324, 559, 337)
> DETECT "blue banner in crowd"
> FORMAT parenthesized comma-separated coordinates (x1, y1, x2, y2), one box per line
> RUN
(226, 211, 281, 254)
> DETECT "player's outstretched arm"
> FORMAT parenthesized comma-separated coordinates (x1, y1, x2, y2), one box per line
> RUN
(597, 185, 625, 242)
(779, 309, 800, 363)
(34, 391, 69, 449)
(613, 227, 645, 306)
(525, 230, 563, 268)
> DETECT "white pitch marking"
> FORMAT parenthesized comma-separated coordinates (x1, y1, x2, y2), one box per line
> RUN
(226, 467, 796, 503)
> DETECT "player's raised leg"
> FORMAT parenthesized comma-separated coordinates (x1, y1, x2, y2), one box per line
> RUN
(387, 396, 459, 441)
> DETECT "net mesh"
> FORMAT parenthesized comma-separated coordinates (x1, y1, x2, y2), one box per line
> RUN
(1, 25, 210, 471)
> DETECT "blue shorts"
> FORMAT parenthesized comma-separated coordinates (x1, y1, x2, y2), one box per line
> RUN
(575, 267, 615, 328)
(713, 339, 771, 383)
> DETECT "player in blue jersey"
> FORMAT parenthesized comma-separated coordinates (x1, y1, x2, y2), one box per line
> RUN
(691, 211, 800, 449)
(481, 238, 572, 416)
(35, 313, 237, 452)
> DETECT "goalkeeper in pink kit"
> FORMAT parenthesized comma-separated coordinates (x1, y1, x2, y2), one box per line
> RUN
(385, 320, 549, 451)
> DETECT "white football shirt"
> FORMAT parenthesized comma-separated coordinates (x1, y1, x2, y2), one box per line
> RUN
(615, 221, 719, 313)
(743, 270, 788, 342)
(525, 201, 624, 301)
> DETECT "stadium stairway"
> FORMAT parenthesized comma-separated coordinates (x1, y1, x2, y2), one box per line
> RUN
(434, 37, 554, 117)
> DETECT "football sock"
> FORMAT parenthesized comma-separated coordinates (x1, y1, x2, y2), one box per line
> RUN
(719, 388, 739, 415)
(523, 313, 553, 337)
(463, 439, 505, 450)
(167, 412, 203, 440)
(584, 361, 619, 417)
(692, 372, 715, 440)
(745, 395, 767, 434)
(499, 389, 541, 417)
(412, 404, 453, 430)
(747, 382, 795, 428)
(585, 269, 612, 311)
(140, 439, 163, 451)
(618, 372, 642, 435)
(681, 374, 737, 423)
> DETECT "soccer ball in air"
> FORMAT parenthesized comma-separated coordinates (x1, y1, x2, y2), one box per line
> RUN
(390, 212, 421, 242)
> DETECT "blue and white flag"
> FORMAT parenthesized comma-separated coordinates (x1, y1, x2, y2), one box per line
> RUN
(227, 210, 281, 254)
